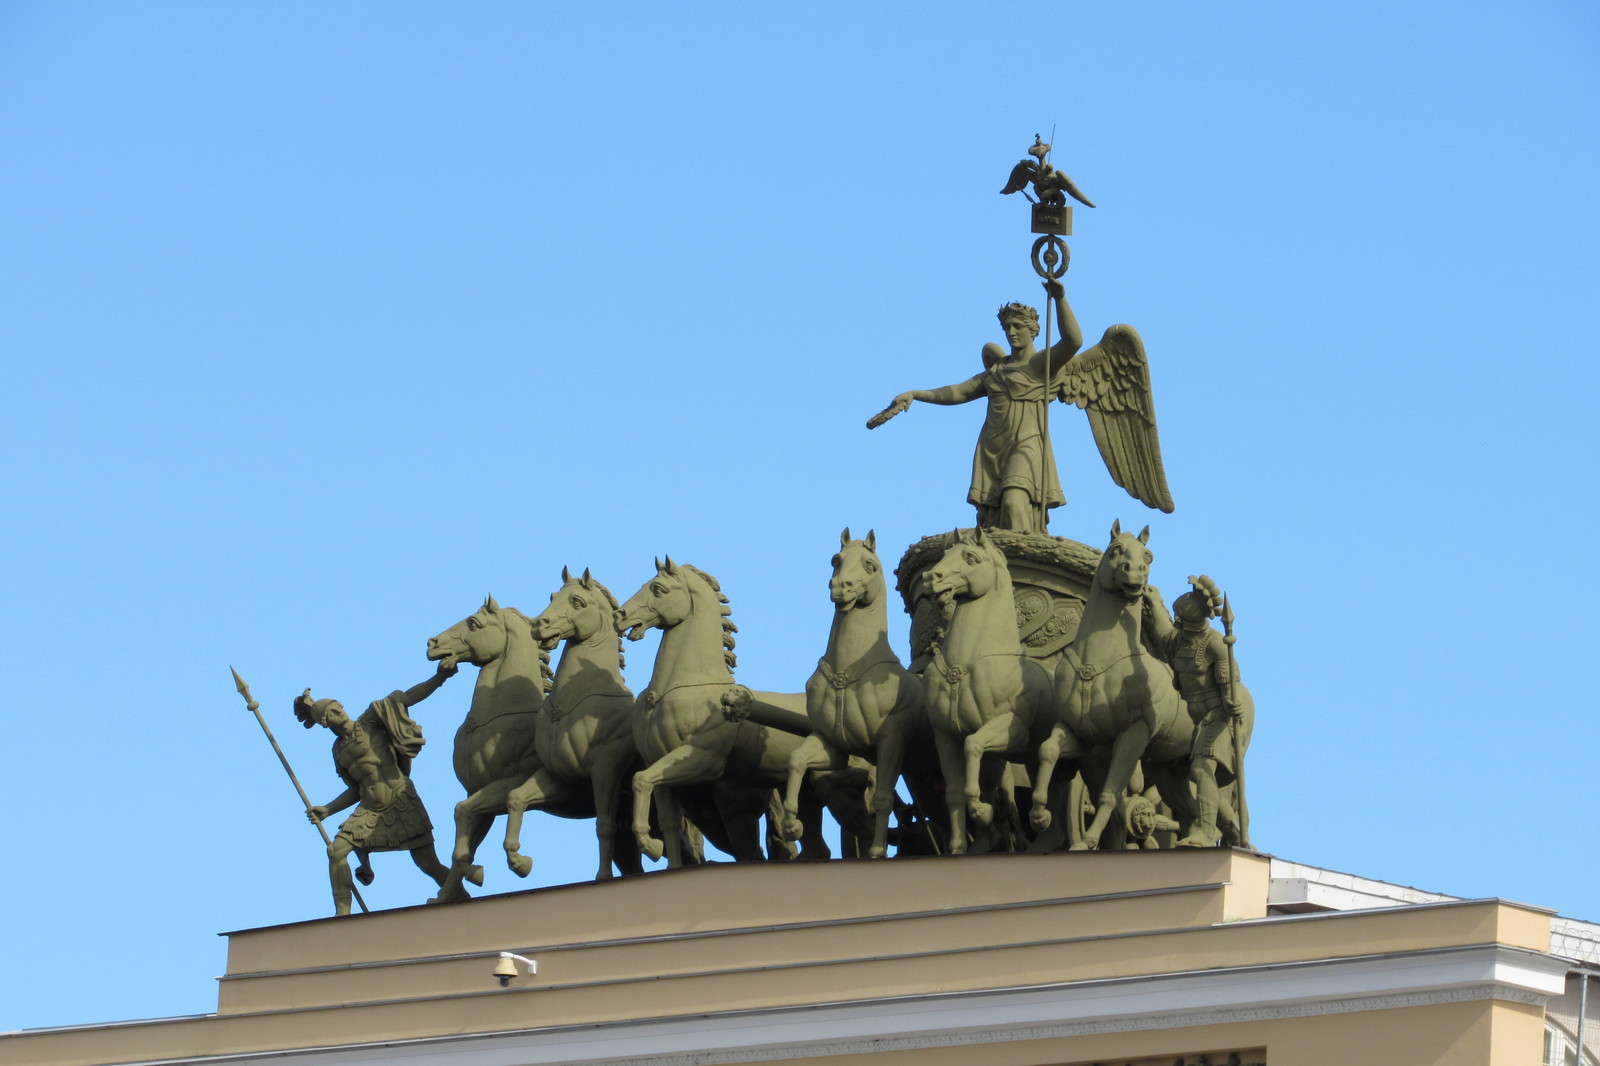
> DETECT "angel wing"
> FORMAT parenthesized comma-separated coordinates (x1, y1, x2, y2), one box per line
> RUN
(1057, 325, 1174, 513)
(1050, 170, 1097, 209)
(1000, 159, 1038, 196)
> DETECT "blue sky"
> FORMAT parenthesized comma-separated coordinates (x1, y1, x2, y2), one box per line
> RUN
(1, 1, 1596, 1032)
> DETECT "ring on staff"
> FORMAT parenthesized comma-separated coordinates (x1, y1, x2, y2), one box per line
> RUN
(1031, 235, 1069, 279)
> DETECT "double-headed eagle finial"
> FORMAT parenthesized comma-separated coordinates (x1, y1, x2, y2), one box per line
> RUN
(1001, 134, 1096, 209)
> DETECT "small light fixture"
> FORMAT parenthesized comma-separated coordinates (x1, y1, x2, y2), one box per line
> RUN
(493, 951, 538, 988)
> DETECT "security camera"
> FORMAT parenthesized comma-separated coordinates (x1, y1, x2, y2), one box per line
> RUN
(493, 951, 537, 988)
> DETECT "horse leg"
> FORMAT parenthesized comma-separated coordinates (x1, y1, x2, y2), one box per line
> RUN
(965, 757, 1008, 854)
(868, 711, 914, 858)
(762, 790, 796, 861)
(656, 788, 687, 867)
(504, 769, 568, 877)
(783, 734, 834, 842)
(808, 757, 875, 849)
(429, 786, 507, 903)
(962, 713, 1026, 828)
(1079, 721, 1151, 850)
(793, 787, 834, 862)
(632, 743, 725, 865)
(678, 814, 705, 865)
(463, 813, 492, 884)
(1031, 724, 1071, 831)
(587, 738, 636, 880)
(1026, 763, 1074, 853)
(409, 840, 452, 889)
(932, 729, 970, 856)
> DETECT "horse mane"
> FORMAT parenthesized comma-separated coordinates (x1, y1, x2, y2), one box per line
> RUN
(582, 575, 626, 673)
(678, 563, 738, 670)
(502, 606, 554, 695)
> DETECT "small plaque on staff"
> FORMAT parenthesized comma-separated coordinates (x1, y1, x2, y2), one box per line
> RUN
(1032, 202, 1072, 236)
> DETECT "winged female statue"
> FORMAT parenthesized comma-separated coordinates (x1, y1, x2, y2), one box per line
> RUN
(867, 277, 1173, 532)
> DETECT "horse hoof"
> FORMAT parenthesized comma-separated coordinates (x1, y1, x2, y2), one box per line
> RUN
(1030, 807, 1053, 832)
(866, 846, 887, 860)
(507, 854, 532, 878)
(639, 836, 664, 863)
(355, 866, 375, 886)
(428, 887, 470, 905)
(467, 864, 485, 886)
(967, 800, 993, 828)
(781, 815, 804, 841)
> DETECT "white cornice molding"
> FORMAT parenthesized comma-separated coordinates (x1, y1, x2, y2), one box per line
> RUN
(124, 944, 1571, 1066)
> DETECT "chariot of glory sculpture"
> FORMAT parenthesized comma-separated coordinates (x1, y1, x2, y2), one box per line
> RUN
(234, 134, 1257, 913)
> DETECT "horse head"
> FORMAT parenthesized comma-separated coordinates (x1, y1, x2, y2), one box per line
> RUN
(923, 528, 1007, 609)
(1095, 519, 1153, 603)
(534, 567, 624, 661)
(616, 557, 737, 670)
(830, 527, 884, 611)
(428, 594, 513, 668)
(615, 557, 692, 642)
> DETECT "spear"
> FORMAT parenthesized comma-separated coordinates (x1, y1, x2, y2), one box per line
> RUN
(1220, 596, 1250, 848)
(230, 667, 369, 913)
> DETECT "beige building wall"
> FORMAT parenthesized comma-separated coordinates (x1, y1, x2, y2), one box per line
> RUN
(0, 850, 1591, 1066)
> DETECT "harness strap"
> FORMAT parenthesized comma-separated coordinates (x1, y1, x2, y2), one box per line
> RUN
(816, 654, 900, 722)
(928, 646, 1017, 686)
(1059, 645, 1144, 684)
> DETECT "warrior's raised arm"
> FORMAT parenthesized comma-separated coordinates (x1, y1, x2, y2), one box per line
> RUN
(400, 659, 457, 707)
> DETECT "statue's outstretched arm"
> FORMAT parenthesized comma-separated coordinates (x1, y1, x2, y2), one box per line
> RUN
(867, 375, 984, 428)
(401, 660, 457, 707)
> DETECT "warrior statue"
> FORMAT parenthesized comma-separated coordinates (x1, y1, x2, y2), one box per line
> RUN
(295, 662, 457, 915)
(867, 279, 1174, 531)
(1143, 577, 1253, 847)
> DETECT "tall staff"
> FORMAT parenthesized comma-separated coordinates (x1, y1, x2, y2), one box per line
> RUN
(230, 667, 369, 914)
(1005, 132, 1093, 531)
(1221, 597, 1250, 847)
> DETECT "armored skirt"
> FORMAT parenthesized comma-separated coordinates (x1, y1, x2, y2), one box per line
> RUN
(334, 779, 434, 852)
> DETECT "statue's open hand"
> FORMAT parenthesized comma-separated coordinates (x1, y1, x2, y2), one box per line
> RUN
(866, 394, 912, 429)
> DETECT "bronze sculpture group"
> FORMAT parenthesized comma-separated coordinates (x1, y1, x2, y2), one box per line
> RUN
(242, 138, 1260, 915)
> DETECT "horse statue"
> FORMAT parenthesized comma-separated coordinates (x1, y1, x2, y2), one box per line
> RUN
(783, 529, 939, 858)
(1031, 521, 1189, 850)
(616, 557, 868, 867)
(920, 528, 1055, 855)
(495, 567, 646, 881)
(423, 595, 547, 902)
